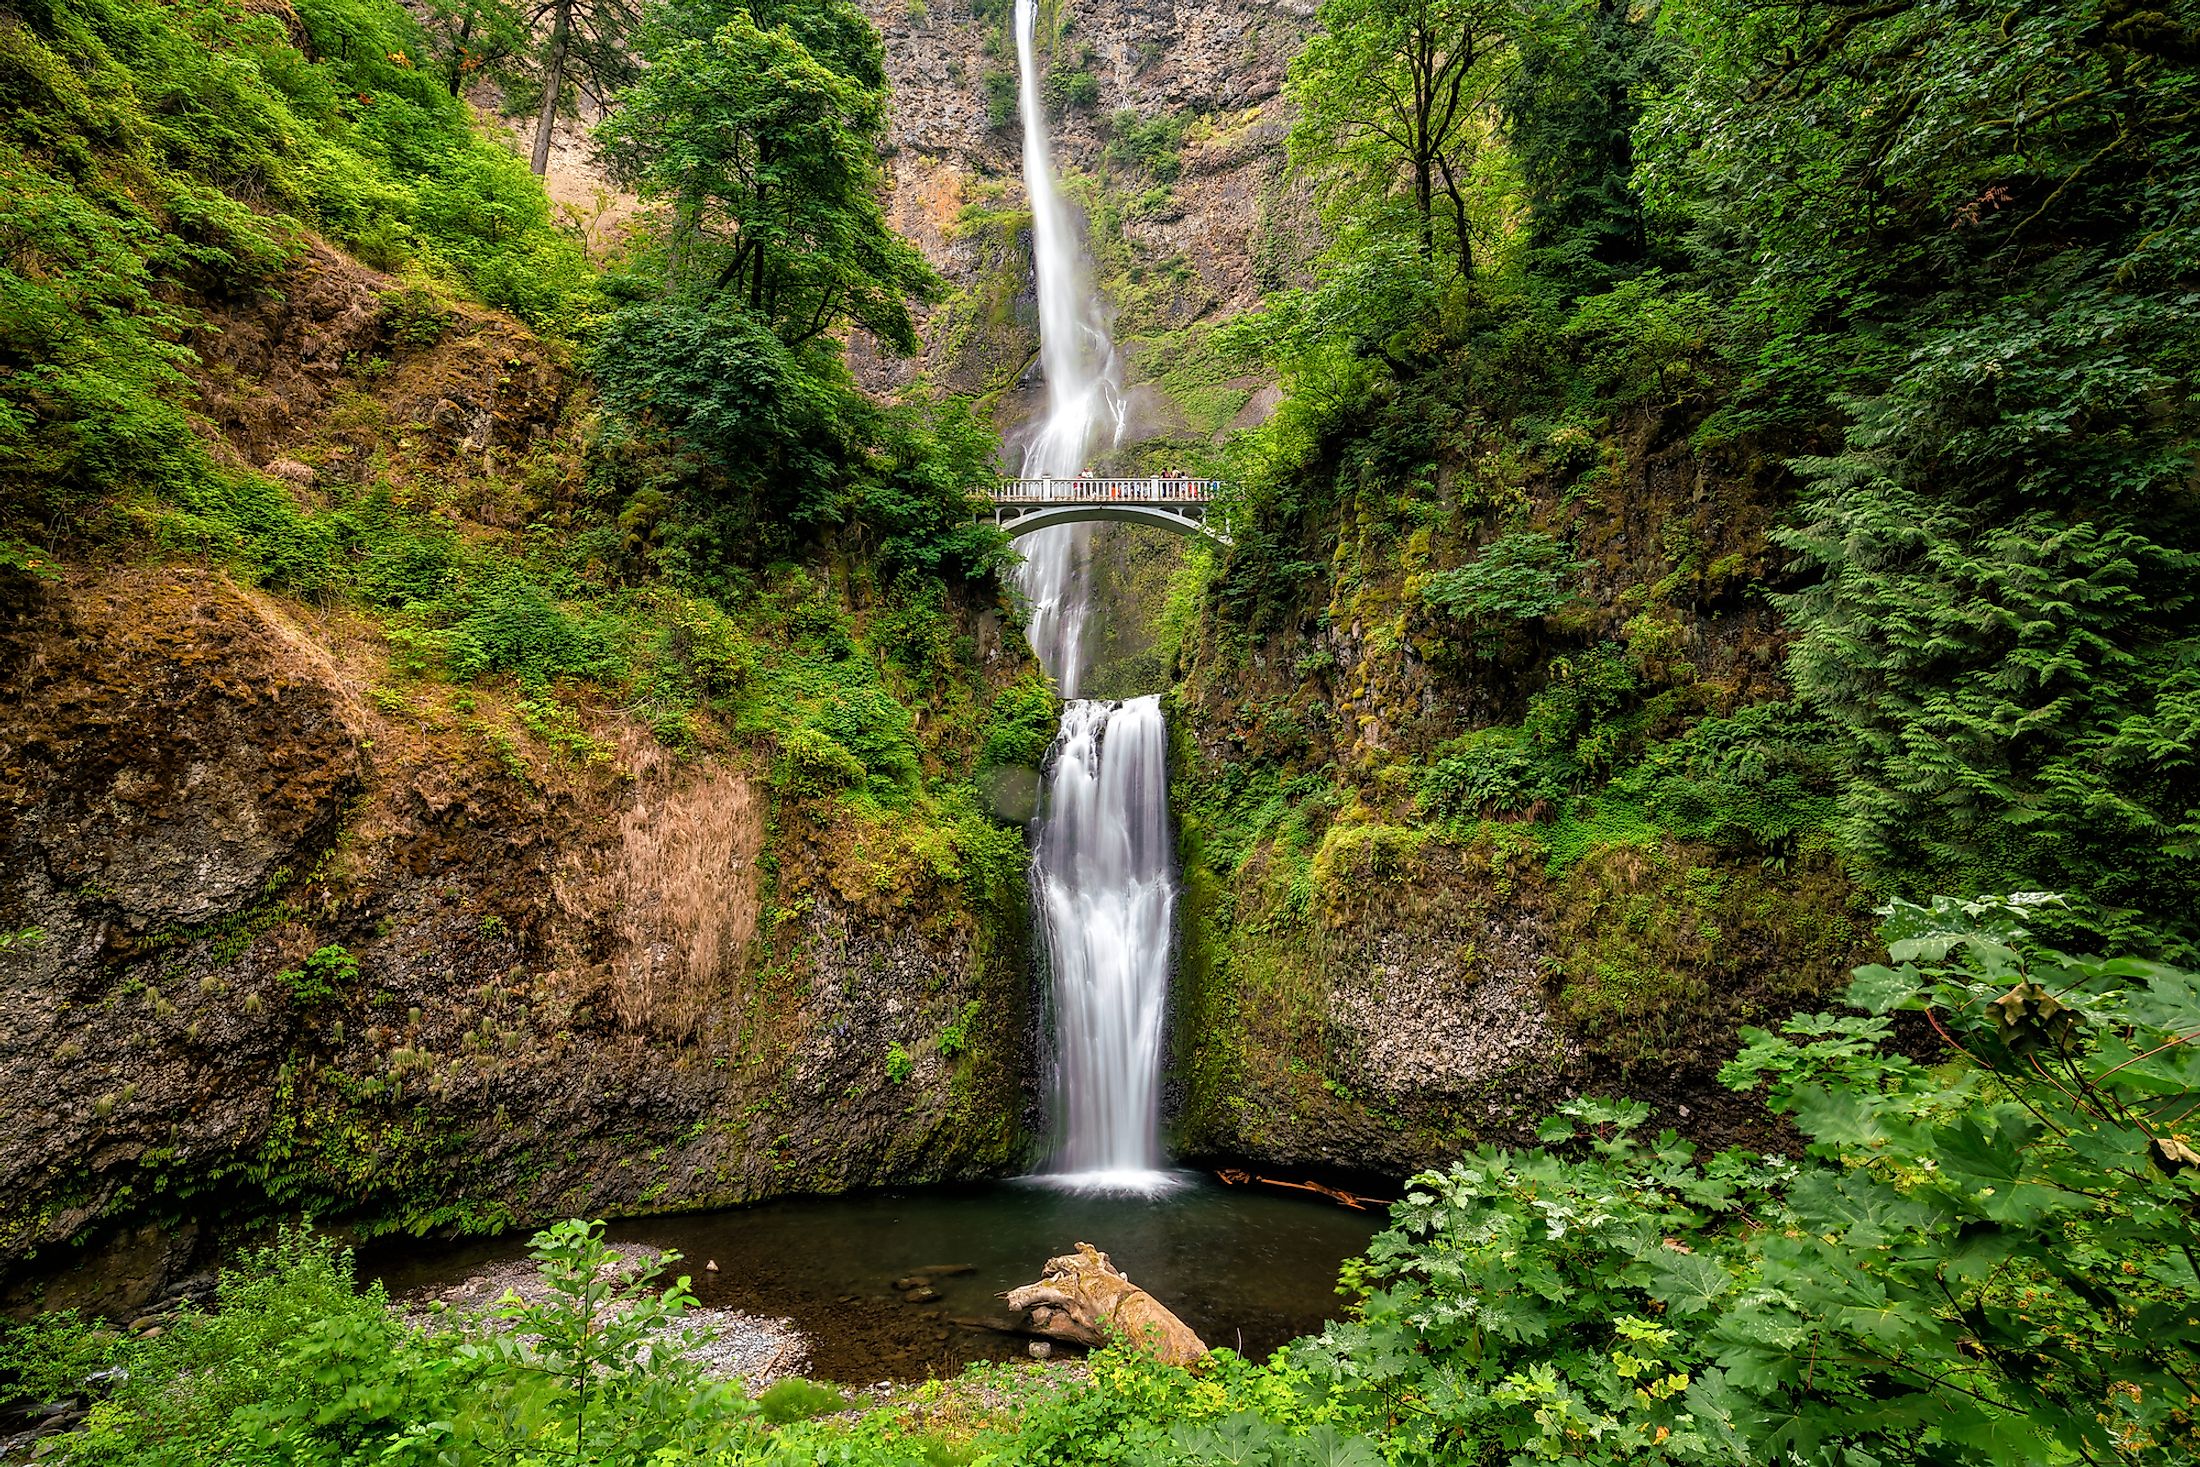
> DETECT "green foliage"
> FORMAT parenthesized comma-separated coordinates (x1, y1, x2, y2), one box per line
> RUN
(277, 944, 359, 1005)
(1417, 530, 1580, 630)
(936, 999, 981, 1060)
(779, 722, 869, 798)
(0, 0, 599, 527)
(814, 684, 923, 800)
(756, 1375, 851, 1423)
(1042, 67, 1098, 112)
(1501, 0, 1663, 299)
(1311, 1096, 1763, 1464)
(982, 66, 1018, 130)
(1286, 0, 1514, 286)
(412, 0, 529, 99)
(885, 1041, 914, 1084)
(1212, 0, 2200, 959)
(1602, 700, 1839, 853)
(1417, 726, 1565, 821)
(1105, 109, 1187, 184)
(1305, 898, 2200, 1465)
(1778, 393, 2200, 955)
(977, 672, 1061, 772)
(601, 1, 934, 353)
(1562, 270, 1715, 404)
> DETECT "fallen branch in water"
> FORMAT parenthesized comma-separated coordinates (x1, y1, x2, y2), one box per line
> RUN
(1214, 1168, 1391, 1211)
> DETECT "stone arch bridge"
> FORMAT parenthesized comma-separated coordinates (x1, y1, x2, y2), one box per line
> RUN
(981, 477, 1232, 544)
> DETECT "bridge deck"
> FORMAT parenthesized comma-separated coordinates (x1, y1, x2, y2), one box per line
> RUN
(990, 477, 1220, 505)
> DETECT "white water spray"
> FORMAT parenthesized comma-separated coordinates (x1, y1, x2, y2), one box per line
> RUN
(1009, 0, 1177, 1193)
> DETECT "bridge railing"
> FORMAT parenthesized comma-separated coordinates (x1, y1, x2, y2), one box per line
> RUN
(990, 476, 1223, 504)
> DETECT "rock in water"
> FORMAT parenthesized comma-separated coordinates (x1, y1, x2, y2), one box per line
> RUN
(1003, 1242, 1207, 1366)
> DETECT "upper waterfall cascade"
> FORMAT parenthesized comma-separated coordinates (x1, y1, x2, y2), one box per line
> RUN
(1009, 0, 1180, 1195)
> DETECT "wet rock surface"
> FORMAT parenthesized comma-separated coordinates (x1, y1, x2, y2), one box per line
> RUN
(0, 564, 1039, 1316)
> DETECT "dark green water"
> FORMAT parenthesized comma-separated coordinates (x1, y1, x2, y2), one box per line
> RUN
(366, 1175, 1384, 1382)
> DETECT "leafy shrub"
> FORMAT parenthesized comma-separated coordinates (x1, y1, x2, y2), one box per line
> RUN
(977, 673, 1059, 772)
(778, 723, 867, 797)
(660, 593, 754, 698)
(1417, 728, 1566, 821)
(1105, 108, 1187, 183)
(1562, 270, 1717, 404)
(814, 686, 923, 799)
(935, 1000, 981, 1059)
(982, 66, 1018, 129)
(435, 565, 623, 688)
(1417, 530, 1581, 628)
(1042, 67, 1099, 112)
(277, 944, 357, 1005)
(1309, 896, 2200, 1465)
(1609, 700, 1840, 852)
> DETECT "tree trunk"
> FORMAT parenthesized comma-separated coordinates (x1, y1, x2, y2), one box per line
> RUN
(1003, 1243, 1208, 1367)
(446, 14, 473, 96)
(530, 0, 571, 177)
(1415, 156, 1435, 259)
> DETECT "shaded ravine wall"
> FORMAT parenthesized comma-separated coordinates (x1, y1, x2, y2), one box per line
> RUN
(1157, 406, 1876, 1175)
(0, 564, 1043, 1314)
(0, 239, 1046, 1316)
(1, 564, 1040, 1317)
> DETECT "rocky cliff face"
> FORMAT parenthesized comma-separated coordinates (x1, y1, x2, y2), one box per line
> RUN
(857, 0, 1317, 459)
(1161, 411, 1872, 1175)
(0, 562, 1036, 1316)
(0, 244, 1040, 1316)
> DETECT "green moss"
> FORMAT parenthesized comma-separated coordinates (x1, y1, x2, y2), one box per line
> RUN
(1545, 843, 1867, 1069)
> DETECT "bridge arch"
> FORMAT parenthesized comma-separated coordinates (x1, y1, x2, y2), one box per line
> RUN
(993, 503, 1228, 543)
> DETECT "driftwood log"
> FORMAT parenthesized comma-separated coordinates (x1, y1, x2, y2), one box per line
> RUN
(1002, 1243, 1209, 1366)
(1215, 1167, 1390, 1210)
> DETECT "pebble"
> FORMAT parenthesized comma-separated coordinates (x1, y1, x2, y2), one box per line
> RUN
(1028, 1341, 1053, 1359)
(904, 1287, 940, 1304)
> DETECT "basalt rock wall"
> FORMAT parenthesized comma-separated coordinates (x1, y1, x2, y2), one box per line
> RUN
(1161, 407, 1874, 1176)
(0, 239, 1042, 1317)
(0, 565, 1038, 1317)
(856, 0, 1318, 452)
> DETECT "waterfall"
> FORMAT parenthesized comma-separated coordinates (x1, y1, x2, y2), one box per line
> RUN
(1010, 0, 1121, 702)
(1009, 0, 1177, 1192)
(1030, 697, 1177, 1185)
(1011, 0, 1123, 484)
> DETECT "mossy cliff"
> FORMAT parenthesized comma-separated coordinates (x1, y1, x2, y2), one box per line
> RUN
(0, 238, 1054, 1317)
(1162, 389, 1874, 1173)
